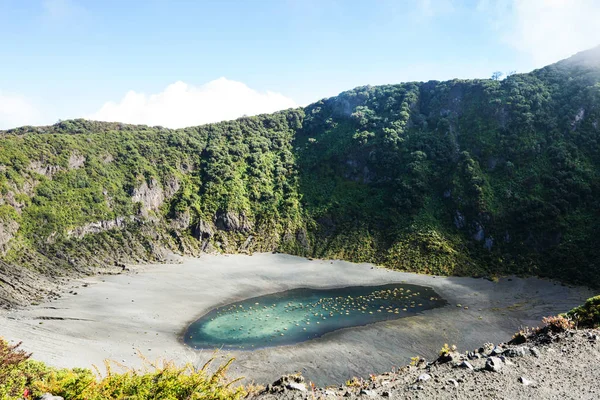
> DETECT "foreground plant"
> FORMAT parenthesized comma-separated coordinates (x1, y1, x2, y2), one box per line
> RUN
(0, 338, 246, 400)
(567, 295, 600, 328)
(0, 340, 34, 398)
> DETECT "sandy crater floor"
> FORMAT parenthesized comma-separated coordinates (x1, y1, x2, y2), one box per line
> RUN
(0, 253, 594, 386)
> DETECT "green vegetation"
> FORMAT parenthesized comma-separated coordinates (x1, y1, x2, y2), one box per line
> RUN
(0, 338, 245, 400)
(1, 47, 600, 307)
(567, 295, 600, 328)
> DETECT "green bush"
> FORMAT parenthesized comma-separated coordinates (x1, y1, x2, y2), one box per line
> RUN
(0, 338, 246, 400)
(567, 295, 600, 328)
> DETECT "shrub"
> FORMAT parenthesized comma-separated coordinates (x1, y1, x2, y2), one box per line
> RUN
(541, 315, 575, 332)
(438, 343, 456, 357)
(566, 295, 600, 328)
(509, 326, 531, 344)
(0, 338, 246, 400)
(0, 339, 35, 399)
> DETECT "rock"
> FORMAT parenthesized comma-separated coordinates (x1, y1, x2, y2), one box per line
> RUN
(240, 235, 254, 251)
(440, 351, 461, 363)
(0, 219, 19, 255)
(68, 153, 86, 169)
(360, 389, 377, 396)
(485, 357, 503, 372)
(417, 373, 431, 382)
(39, 394, 64, 400)
(491, 346, 504, 356)
(519, 376, 534, 386)
(67, 216, 132, 239)
(482, 342, 494, 355)
(504, 346, 528, 358)
(193, 219, 214, 240)
(473, 222, 485, 241)
(170, 209, 191, 230)
(131, 179, 164, 213)
(296, 229, 310, 249)
(454, 210, 466, 229)
(287, 382, 307, 392)
(499, 356, 514, 365)
(268, 374, 306, 394)
(447, 379, 459, 388)
(459, 361, 474, 370)
(163, 175, 180, 198)
(214, 210, 253, 232)
(530, 347, 541, 358)
(28, 160, 61, 178)
(381, 390, 391, 397)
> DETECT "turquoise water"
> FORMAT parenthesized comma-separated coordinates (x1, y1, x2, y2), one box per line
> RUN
(184, 284, 447, 350)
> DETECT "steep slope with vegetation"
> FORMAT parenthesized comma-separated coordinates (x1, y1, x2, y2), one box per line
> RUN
(1, 47, 600, 306)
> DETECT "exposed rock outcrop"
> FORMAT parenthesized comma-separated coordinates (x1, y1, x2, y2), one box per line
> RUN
(163, 175, 181, 198)
(214, 211, 253, 232)
(170, 210, 191, 231)
(193, 219, 214, 240)
(0, 219, 19, 255)
(28, 161, 61, 178)
(131, 179, 164, 214)
(68, 153, 86, 169)
(67, 216, 134, 239)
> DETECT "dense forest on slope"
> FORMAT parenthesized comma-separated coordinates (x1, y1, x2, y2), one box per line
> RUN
(1, 47, 599, 306)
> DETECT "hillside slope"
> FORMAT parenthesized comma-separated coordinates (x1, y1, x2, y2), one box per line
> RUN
(1, 47, 600, 306)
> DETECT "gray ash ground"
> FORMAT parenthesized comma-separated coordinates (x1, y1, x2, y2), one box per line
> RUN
(250, 328, 600, 399)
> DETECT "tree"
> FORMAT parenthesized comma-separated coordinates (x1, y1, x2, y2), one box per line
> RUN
(491, 71, 503, 81)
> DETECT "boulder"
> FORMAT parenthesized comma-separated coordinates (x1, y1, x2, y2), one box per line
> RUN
(286, 382, 307, 392)
(417, 373, 431, 382)
(485, 357, 503, 372)
(360, 389, 377, 396)
(459, 361, 474, 370)
(504, 346, 528, 358)
(267, 374, 306, 394)
(519, 376, 534, 386)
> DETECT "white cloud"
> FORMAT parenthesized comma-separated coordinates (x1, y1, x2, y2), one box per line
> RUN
(481, 0, 600, 66)
(88, 78, 298, 128)
(0, 92, 40, 130)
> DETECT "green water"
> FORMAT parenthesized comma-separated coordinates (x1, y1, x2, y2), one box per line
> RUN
(184, 284, 447, 350)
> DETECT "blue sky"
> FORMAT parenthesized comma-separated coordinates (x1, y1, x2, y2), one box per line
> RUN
(1, 0, 599, 129)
